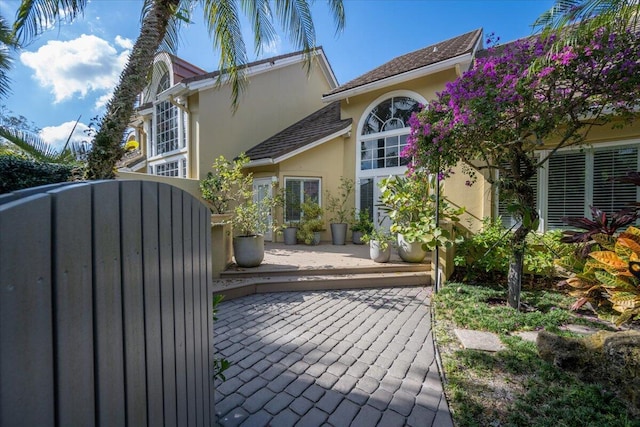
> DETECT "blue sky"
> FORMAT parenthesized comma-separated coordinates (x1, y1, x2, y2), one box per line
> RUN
(0, 0, 555, 149)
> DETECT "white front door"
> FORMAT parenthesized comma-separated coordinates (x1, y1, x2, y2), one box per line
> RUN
(253, 178, 273, 241)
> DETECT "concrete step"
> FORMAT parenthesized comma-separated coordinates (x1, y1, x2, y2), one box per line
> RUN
(213, 271, 431, 300)
(220, 263, 430, 279)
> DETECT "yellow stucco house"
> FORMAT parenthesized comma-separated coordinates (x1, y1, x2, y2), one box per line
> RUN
(122, 27, 640, 243)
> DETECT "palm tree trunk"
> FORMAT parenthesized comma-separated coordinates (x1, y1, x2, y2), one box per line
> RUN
(85, 0, 179, 179)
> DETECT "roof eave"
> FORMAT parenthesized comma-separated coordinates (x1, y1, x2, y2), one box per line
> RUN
(273, 124, 352, 164)
(322, 52, 474, 103)
(245, 124, 352, 168)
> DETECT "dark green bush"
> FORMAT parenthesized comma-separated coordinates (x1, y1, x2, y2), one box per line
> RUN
(454, 218, 570, 282)
(0, 154, 77, 194)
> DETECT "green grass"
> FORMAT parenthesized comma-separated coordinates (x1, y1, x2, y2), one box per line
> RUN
(434, 282, 639, 427)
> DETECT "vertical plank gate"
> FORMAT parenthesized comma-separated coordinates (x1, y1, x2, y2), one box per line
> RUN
(0, 180, 214, 426)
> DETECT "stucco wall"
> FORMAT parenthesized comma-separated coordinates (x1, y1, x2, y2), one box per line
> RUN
(194, 61, 333, 180)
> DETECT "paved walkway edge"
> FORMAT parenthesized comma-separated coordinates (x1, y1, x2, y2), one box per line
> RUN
(430, 297, 455, 427)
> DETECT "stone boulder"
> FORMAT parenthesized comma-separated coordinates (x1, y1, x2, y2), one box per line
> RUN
(537, 329, 640, 416)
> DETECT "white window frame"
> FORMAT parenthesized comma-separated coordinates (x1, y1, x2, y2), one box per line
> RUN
(284, 177, 322, 222)
(149, 155, 188, 178)
(355, 90, 427, 220)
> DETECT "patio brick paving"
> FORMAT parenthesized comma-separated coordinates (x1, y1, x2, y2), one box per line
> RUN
(213, 286, 453, 427)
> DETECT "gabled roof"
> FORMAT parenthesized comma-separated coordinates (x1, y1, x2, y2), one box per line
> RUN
(323, 29, 483, 101)
(245, 102, 352, 165)
(181, 47, 337, 88)
(168, 53, 207, 83)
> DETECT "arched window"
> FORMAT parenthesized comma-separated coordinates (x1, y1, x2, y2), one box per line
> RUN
(359, 96, 421, 171)
(154, 72, 179, 155)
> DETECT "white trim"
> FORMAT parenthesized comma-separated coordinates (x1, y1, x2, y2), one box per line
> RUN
(283, 176, 323, 222)
(322, 53, 473, 103)
(356, 90, 428, 137)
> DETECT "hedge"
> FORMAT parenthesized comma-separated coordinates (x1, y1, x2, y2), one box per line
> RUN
(0, 154, 77, 194)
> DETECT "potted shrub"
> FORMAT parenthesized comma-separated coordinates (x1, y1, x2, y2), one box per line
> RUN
(201, 153, 280, 268)
(362, 228, 394, 263)
(351, 209, 374, 245)
(297, 200, 324, 245)
(281, 223, 298, 245)
(378, 171, 463, 263)
(325, 177, 354, 245)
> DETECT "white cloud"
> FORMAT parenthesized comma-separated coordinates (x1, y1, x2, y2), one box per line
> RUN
(20, 34, 129, 103)
(40, 121, 91, 151)
(94, 92, 112, 110)
(115, 35, 133, 50)
(261, 34, 282, 56)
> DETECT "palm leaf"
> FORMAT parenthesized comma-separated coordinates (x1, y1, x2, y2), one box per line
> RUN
(14, 0, 88, 43)
(205, 0, 248, 110)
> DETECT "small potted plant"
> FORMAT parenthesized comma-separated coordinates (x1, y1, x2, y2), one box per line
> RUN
(351, 209, 374, 245)
(325, 177, 354, 245)
(279, 189, 300, 245)
(297, 200, 324, 245)
(362, 228, 395, 263)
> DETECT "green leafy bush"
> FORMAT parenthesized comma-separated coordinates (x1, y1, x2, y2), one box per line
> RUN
(0, 154, 76, 194)
(455, 218, 569, 282)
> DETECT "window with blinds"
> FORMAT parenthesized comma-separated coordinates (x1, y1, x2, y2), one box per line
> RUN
(547, 151, 587, 228)
(593, 146, 638, 214)
(495, 143, 639, 231)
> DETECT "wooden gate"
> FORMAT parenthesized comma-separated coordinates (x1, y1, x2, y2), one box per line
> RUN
(0, 180, 214, 426)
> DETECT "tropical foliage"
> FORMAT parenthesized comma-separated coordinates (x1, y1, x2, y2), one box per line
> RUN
(557, 227, 640, 326)
(405, 26, 640, 308)
(378, 171, 463, 251)
(0, 154, 77, 194)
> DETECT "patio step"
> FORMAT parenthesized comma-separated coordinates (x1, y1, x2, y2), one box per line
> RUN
(219, 262, 429, 279)
(213, 271, 431, 300)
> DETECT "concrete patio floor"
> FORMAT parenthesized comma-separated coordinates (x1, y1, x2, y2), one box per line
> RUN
(213, 286, 452, 427)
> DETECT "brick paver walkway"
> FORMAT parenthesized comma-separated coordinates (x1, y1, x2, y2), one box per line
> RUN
(213, 286, 452, 427)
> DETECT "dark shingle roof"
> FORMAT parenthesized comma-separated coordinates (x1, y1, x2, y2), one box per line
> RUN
(325, 29, 483, 97)
(245, 102, 352, 162)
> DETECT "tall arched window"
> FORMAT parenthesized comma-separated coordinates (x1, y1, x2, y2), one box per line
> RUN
(356, 93, 424, 225)
(359, 96, 421, 170)
(154, 72, 179, 155)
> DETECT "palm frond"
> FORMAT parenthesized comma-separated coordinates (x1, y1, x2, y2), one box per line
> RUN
(0, 15, 17, 99)
(0, 125, 62, 162)
(326, 0, 346, 35)
(204, 0, 248, 110)
(274, 0, 316, 62)
(13, 0, 87, 43)
(240, 0, 277, 56)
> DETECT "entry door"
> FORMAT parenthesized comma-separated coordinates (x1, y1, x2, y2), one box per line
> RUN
(253, 178, 273, 241)
(359, 176, 394, 231)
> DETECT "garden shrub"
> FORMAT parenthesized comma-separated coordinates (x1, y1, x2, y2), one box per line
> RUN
(454, 218, 569, 282)
(0, 154, 77, 194)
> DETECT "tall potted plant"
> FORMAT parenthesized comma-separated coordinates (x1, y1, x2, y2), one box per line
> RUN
(326, 177, 354, 245)
(200, 153, 279, 268)
(378, 171, 462, 262)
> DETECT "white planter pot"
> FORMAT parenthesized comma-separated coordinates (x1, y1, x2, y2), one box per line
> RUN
(370, 240, 391, 263)
(233, 234, 264, 267)
(397, 234, 427, 263)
